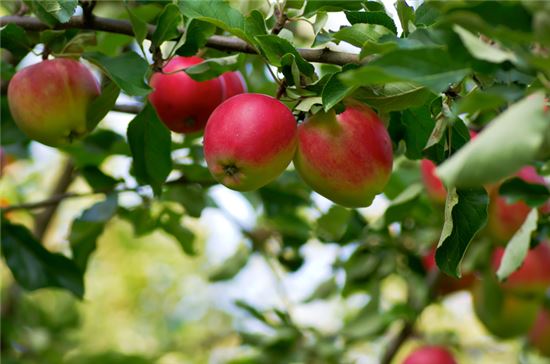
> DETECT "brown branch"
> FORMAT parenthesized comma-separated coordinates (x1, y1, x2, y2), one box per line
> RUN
(33, 160, 75, 239)
(111, 103, 142, 114)
(0, 15, 359, 66)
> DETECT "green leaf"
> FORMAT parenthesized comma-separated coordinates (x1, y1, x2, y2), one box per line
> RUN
(376, 184, 424, 227)
(163, 184, 210, 218)
(414, 2, 440, 27)
(321, 71, 357, 111)
(80, 166, 120, 192)
(208, 244, 250, 281)
(126, 6, 149, 56)
(332, 24, 391, 48)
(178, 0, 255, 44)
(351, 83, 435, 113)
(86, 80, 120, 131)
(152, 4, 182, 48)
(1, 219, 84, 298)
(340, 48, 471, 94)
(0, 24, 33, 59)
(401, 105, 436, 159)
(176, 19, 216, 56)
(316, 206, 352, 242)
(395, 0, 414, 36)
(255, 35, 315, 76)
(63, 129, 129, 168)
(119, 205, 158, 237)
(70, 195, 118, 270)
(499, 178, 550, 208)
(453, 25, 518, 64)
(24, 0, 78, 25)
(496, 209, 538, 281)
(184, 54, 243, 81)
(345, 11, 397, 34)
(127, 104, 172, 195)
(302, 0, 364, 18)
(83, 51, 151, 96)
(435, 188, 489, 278)
(437, 93, 549, 188)
(160, 209, 195, 255)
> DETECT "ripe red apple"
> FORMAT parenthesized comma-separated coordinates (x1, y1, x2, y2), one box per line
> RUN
(421, 159, 447, 203)
(403, 346, 457, 364)
(487, 166, 549, 243)
(203, 93, 297, 191)
(148, 56, 225, 133)
(7, 58, 100, 147)
(422, 245, 475, 295)
(529, 308, 550, 357)
(492, 243, 550, 294)
(221, 71, 247, 100)
(473, 243, 550, 339)
(293, 101, 393, 208)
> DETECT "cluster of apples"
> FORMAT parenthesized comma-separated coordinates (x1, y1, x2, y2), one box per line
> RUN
(8, 56, 393, 208)
(419, 135, 550, 357)
(150, 56, 393, 208)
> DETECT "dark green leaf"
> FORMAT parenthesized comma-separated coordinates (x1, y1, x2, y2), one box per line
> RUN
(152, 4, 182, 48)
(401, 104, 436, 159)
(351, 83, 435, 113)
(345, 11, 397, 34)
(316, 206, 352, 242)
(24, 0, 78, 25)
(255, 35, 315, 76)
(499, 178, 550, 207)
(63, 129, 129, 167)
(0, 24, 33, 59)
(414, 2, 440, 27)
(1, 219, 84, 298)
(321, 70, 357, 111)
(119, 205, 158, 237)
(184, 54, 243, 81)
(340, 48, 471, 93)
(70, 195, 118, 270)
(435, 188, 489, 278)
(127, 104, 172, 196)
(83, 51, 151, 96)
(176, 19, 216, 56)
(86, 80, 120, 130)
(332, 24, 391, 48)
(302, 0, 364, 17)
(496, 209, 538, 281)
(126, 6, 149, 55)
(163, 184, 210, 218)
(396, 0, 414, 36)
(80, 166, 120, 192)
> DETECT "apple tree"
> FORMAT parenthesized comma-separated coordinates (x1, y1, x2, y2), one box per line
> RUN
(1, 0, 550, 363)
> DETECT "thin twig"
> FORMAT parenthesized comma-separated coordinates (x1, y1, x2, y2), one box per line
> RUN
(0, 15, 360, 66)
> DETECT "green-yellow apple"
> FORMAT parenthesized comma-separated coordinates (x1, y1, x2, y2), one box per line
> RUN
(403, 346, 457, 364)
(529, 307, 550, 357)
(203, 93, 297, 191)
(148, 56, 225, 133)
(293, 101, 393, 208)
(7, 58, 100, 147)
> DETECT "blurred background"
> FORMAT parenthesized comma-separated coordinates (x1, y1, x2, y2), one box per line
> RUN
(2, 1, 550, 363)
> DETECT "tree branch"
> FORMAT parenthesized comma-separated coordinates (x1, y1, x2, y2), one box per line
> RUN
(0, 15, 359, 66)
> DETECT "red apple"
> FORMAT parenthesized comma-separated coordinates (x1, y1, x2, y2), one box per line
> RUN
(293, 101, 393, 208)
(529, 308, 550, 357)
(203, 93, 297, 191)
(7, 58, 100, 147)
(487, 166, 549, 243)
(221, 71, 247, 100)
(421, 159, 447, 203)
(492, 243, 550, 294)
(422, 245, 475, 295)
(148, 56, 225, 133)
(403, 346, 457, 364)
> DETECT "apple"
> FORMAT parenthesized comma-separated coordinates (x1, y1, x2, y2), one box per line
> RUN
(421, 159, 447, 203)
(473, 243, 550, 338)
(7, 58, 100, 147)
(293, 101, 393, 208)
(148, 56, 225, 133)
(422, 246, 475, 295)
(203, 93, 297, 191)
(403, 346, 457, 364)
(529, 308, 550, 357)
(487, 166, 548, 243)
(221, 71, 247, 100)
